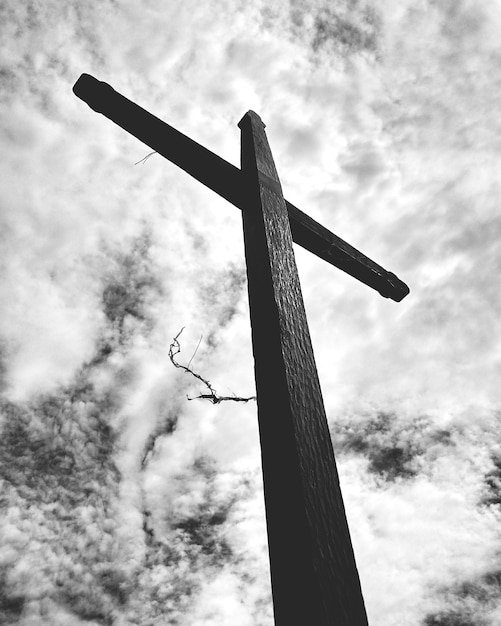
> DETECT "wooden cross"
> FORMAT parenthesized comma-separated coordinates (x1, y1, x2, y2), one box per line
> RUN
(73, 74, 409, 626)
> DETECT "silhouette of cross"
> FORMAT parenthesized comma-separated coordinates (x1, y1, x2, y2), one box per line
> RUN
(74, 74, 409, 626)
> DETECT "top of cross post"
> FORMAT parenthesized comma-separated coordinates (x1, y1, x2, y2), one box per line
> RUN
(238, 110, 266, 130)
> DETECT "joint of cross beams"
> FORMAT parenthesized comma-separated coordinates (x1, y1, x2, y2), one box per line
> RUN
(257, 171, 283, 195)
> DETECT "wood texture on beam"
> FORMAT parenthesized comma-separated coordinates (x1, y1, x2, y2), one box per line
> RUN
(239, 109, 369, 626)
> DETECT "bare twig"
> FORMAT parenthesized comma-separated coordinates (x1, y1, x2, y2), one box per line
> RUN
(169, 328, 256, 404)
(134, 151, 157, 165)
(187, 334, 203, 370)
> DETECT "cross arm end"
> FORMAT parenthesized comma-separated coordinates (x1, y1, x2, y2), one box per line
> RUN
(286, 200, 410, 302)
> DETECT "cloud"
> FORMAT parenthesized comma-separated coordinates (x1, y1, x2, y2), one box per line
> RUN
(332, 405, 501, 625)
(1, 0, 501, 623)
(0, 374, 122, 625)
(310, 3, 380, 57)
(423, 568, 501, 625)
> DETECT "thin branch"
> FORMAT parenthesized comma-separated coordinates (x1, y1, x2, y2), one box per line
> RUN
(169, 328, 218, 396)
(134, 151, 157, 165)
(169, 328, 256, 404)
(188, 393, 257, 404)
(187, 334, 203, 370)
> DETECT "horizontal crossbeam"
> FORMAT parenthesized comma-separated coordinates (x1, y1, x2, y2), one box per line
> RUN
(73, 73, 409, 302)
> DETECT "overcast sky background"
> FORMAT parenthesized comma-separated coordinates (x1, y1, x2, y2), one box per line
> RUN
(1, 1, 501, 624)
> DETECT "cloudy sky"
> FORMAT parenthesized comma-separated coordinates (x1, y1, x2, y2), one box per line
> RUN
(1, 0, 501, 624)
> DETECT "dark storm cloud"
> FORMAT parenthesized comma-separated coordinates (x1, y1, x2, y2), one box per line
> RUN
(0, 383, 119, 504)
(130, 454, 253, 625)
(332, 411, 454, 482)
(169, 456, 235, 563)
(312, 7, 380, 56)
(424, 569, 501, 626)
(99, 232, 163, 347)
(140, 408, 179, 471)
(0, 230, 173, 624)
(0, 370, 123, 625)
(144, 455, 237, 563)
(424, 613, 479, 626)
(481, 454, 501, 508)
(285, 0, 381, 57)
(0, 298, 229, 625)
(0, 579, 25, 625)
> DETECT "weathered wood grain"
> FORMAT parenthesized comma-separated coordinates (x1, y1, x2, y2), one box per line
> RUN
(239, 110, 369, 626)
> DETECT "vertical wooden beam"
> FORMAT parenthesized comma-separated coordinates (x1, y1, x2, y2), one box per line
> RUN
(238, 111, 369, 626)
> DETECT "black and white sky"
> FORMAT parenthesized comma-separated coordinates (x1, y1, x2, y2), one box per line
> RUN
(1, 1, 501, 624)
